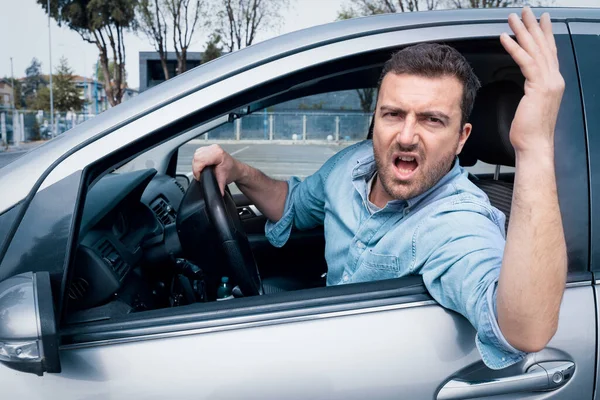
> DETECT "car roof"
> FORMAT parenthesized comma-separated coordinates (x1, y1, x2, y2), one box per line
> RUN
(1, 7, 599, 214)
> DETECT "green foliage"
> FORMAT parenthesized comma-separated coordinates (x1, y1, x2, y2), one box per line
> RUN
(97, 61, 128, 87)
(202, 33, 223, 63)
(27, 86, 51, 112)
(54, 57, 84, 112)
(38, 0, 138, 34)
(22, 58, 47, 104)
(38, 0, 137, 106)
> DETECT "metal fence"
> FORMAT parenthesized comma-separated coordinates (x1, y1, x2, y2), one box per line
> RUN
(0, 109, 94, 146)
(202, 112, 373, 142)
(0, 110, 373, 147)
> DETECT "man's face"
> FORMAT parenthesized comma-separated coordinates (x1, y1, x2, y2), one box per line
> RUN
(372, 73, 472, 202)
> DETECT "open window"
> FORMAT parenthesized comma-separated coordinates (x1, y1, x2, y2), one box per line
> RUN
(62, 29, 585, 332)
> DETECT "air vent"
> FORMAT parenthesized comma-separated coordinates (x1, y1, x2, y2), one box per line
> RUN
(96, 239, 129, 280)
(68, 277, 89, 301)
(151, 197, 175, 225)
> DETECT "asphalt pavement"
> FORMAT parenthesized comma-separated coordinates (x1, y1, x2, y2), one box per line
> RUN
(0, 150, 28, 169)
(177, 142, 351, 179)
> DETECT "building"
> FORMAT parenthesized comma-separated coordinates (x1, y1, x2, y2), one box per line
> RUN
(0, 80, 14, 109)
(72, 76, 139, 115)
(139, 51, 202, 92)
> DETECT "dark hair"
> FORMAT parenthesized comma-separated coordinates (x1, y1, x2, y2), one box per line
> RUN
(377, 43, 481, 128)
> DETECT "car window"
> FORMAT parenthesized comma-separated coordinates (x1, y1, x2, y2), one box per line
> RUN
(177, 89, 376, 194)
(176, 89, 509, 194)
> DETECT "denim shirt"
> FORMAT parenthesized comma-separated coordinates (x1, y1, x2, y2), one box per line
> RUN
(265, 140, 526, 370)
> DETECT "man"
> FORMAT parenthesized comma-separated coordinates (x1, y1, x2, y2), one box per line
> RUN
(192, 7, 566, 370)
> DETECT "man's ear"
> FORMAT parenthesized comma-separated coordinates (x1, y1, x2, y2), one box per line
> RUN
(456, 123, 472, 155)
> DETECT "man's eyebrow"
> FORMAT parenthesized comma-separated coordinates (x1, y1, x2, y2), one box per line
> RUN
(418, 111, 450, 123)
(379, 105, 405, 113)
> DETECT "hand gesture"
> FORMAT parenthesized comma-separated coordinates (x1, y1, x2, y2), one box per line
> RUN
(500, 7, 565, 155)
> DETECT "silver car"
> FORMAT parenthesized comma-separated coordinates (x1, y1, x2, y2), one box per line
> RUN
(0, 7, 599, 399)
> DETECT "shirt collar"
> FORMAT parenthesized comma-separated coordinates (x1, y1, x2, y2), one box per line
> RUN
(352, 151, 463, 209)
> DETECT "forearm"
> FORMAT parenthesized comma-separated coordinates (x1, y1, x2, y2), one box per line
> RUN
(497, 149, 567, 352)
(234, 160, 289, 222)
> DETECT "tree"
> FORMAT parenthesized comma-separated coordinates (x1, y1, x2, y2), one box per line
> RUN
(357, 87, 376, 113)
(166, 0, 206, 74)
(27, 86, 51, 112)
(138, 0, 170, 79)
(202, 33, 223, 63)
(38, 0, 137, 107)
(22, 58, 47, 106)
(215, 0, 289, 53)
(53, 57, 84, 112)
(337, 0, 439, 19)
(97, 61, 128, 88)
(450, 0, 523, 6)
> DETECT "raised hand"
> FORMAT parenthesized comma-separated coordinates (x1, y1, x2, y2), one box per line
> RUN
(500, 7, 565, 156)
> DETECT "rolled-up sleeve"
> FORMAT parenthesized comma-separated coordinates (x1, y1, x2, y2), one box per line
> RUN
(475, 280, 526, 369)
(264, 176, 316, 247)
(414, 202, 526, 369)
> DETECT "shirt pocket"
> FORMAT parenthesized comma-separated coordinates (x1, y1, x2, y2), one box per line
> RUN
(355, 250, 401, 282)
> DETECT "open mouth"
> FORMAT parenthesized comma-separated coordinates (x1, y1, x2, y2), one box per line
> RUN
(393, 155, 419, 180)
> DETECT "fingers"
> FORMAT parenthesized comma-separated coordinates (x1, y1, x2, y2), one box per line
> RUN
(540, 13, 558, 67)
(500, 32, 536, 78)
(521, 7, 552, 68)
(503, 7, 560, 80)
(192, 144, 224, 181)
(508, 11, 543, 64)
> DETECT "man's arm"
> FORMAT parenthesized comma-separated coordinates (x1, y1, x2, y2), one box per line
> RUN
(497, 8, 567, 352)
(192, 144, 288, 222)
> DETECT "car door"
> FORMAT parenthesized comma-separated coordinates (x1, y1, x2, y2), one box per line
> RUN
(0, 13, 595, 400)
(569, 21, 600, 400)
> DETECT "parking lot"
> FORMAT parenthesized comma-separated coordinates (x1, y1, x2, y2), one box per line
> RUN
(1, 140, 501, 185)
(177, 141, 353, 179)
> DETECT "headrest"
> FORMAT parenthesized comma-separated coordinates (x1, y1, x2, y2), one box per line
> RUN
(459, 80, 524, 167)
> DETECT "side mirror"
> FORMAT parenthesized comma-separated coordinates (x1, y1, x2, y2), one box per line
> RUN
(0, 271, 60, 376)
(176, 174, 190, 191)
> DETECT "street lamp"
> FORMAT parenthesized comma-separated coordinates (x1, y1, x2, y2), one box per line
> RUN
(47, 0, 54, 138)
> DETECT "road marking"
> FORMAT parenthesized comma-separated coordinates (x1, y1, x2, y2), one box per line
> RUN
(230, 146, 250, 156)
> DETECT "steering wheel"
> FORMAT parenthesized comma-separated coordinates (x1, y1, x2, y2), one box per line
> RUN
(177, 166, 262, 297)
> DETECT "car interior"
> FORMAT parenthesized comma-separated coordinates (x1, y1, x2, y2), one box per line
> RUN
(64, 38, 525, 326)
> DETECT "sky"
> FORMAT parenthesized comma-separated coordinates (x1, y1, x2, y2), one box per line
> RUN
(1, 0, 599, 90)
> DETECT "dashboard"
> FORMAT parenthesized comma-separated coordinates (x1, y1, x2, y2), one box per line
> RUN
(69, 169, 185, 312)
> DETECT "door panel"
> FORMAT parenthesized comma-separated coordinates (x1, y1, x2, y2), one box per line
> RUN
(0, 285, 592, 399)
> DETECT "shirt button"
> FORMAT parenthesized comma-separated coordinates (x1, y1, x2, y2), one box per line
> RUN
(343, 275, 349, 282)
(356, 241, 366, 249)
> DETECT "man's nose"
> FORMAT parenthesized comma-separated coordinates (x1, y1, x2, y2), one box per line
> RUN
(395, 115, 419, 147)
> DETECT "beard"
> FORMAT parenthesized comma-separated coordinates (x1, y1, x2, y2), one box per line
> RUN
(373, 142, 458, 201)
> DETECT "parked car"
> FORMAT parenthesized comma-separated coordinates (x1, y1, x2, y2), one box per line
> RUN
(0, 7, 599, 399)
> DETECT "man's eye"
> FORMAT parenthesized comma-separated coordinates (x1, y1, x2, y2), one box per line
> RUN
(384, 112, 399, 118)
(427, 117, 443, 125)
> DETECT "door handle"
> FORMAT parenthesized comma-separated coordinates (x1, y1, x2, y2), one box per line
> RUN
(437, 361, 574, 400)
